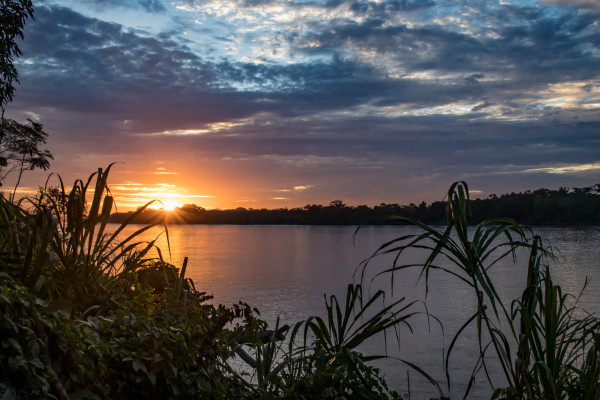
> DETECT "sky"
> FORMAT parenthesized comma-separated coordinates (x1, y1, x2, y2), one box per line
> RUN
(3, 0, 600, 210)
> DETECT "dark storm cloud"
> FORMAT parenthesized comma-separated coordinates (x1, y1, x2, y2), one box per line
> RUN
(17, 6, 231, 121)
(347, 0, 435, 14)
(50, 110, 600, 188)
(171, 113, 597, 162)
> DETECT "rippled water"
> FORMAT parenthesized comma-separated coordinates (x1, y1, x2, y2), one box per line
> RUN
(106, 224, 600, 399)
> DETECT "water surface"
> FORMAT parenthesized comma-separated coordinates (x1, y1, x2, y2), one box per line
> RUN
(107, 224, 600, 399)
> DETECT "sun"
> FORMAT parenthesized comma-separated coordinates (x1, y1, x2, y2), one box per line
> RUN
(162, 200, 181, 211)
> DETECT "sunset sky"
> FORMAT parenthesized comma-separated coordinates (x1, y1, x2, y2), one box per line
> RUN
(3, 0, 600, 210)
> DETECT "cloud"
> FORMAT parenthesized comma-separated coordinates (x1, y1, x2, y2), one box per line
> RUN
(471, 101, 494, 112)
(160, 129, 210, 135)
(108, 181, 212, 208)
(342, 0, 436, 16)
(290, 8, 600, 88)
(16, 4, 600, 129)
(543, 0, 600, 10)
(74, 0, 167, 13)
(4, 1, 600, 208)
(524, 163, 600, 174)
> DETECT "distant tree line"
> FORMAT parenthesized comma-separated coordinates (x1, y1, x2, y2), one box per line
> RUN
(109, 184, 600, 226)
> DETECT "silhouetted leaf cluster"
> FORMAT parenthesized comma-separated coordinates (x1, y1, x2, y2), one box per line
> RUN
(0, 0, 34, 110)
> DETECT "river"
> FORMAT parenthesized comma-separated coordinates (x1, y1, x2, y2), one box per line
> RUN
(106, 224, 600, 399)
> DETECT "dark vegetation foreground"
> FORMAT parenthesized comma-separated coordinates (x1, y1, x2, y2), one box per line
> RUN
(1, 169, 600, 400)
(109, 185, 600, 226)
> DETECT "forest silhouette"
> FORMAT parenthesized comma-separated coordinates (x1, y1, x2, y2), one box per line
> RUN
(110, 185, 600, 225)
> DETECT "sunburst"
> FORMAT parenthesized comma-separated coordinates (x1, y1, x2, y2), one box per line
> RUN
(162, 200, 181, 211)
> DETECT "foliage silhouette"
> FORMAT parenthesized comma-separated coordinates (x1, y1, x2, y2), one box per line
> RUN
(0, 0, 34, 111)
(0, 118, 53, 194)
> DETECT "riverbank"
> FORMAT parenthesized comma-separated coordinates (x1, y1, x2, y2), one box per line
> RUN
(109, 187, 600, 226)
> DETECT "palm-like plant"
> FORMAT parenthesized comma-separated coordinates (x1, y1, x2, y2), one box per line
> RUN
(305, 283, 443, 396)
(305, 284, 414, 358)
(239, 283, 442, 398)
(356, 182, 554, 396)
(358, 181, 600, 399)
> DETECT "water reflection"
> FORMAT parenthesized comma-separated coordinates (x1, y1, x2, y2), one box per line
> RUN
(107, 224, 600, 399)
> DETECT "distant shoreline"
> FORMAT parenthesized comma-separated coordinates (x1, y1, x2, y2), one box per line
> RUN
(107, 220, 600, 227)
(109, 187, 600, 227)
